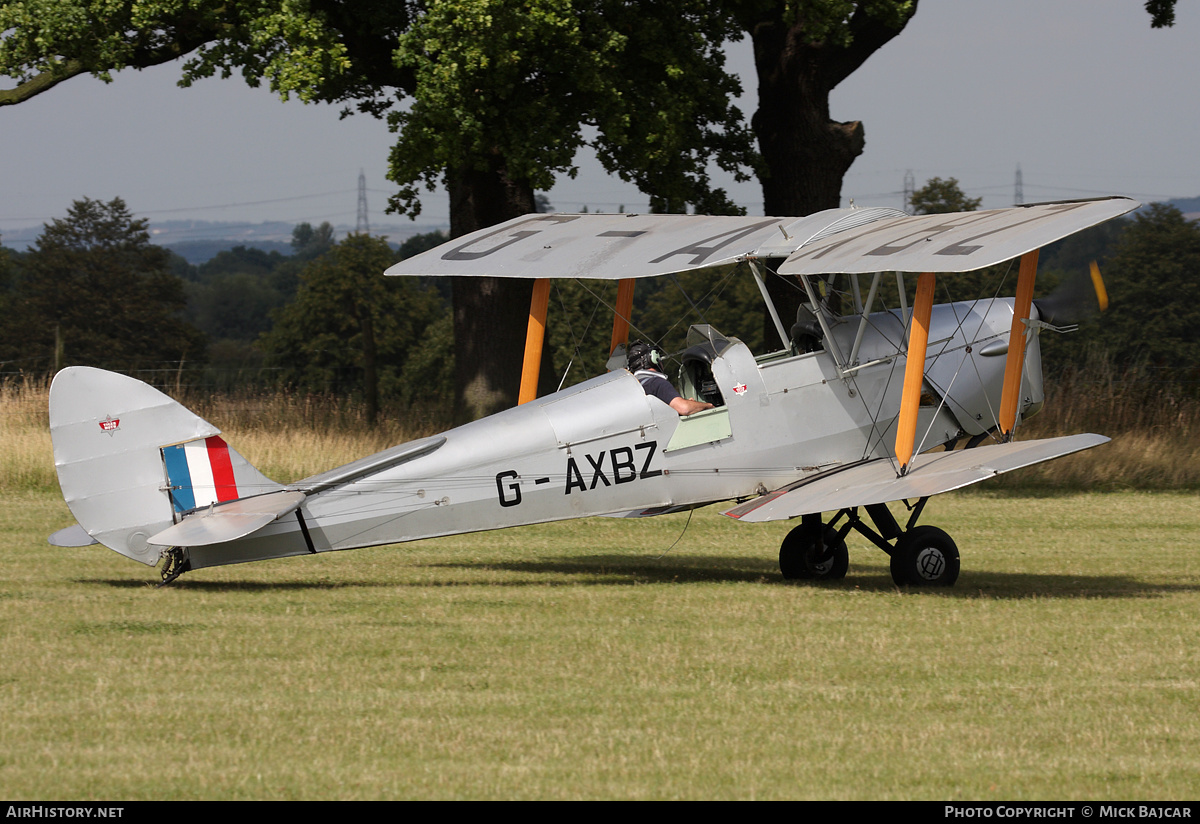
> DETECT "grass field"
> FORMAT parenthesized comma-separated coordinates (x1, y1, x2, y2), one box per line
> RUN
(3, 487, 1199, 800)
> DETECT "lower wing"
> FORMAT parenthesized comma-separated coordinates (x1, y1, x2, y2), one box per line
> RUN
(722, 434, 1108, 523)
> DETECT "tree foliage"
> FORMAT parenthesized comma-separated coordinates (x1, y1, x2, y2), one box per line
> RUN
(1093, 204, 1200, 370)
(1146, 0, 1178, 28)
(0, 197, 206, 374)
(260, 233, 451, 423)
(909, 176, 982, 215)
(185, 247, 290, 342)
(388, 1, 755, 219)
(0, 1, 755, 216)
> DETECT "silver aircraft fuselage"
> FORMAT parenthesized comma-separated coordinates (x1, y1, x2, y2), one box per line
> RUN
(182, 297, 1034, 571)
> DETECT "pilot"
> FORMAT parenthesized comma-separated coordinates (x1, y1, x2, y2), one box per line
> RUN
(627, 340, 714, 417)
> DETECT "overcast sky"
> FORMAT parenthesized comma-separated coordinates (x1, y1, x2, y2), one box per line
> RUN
(2, 0, 1197, 245)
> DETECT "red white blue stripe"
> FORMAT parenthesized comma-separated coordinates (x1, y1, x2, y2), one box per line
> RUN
(162, 436, 239, 513)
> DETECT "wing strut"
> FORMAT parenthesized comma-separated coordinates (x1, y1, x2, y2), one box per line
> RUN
(749, 261, 791, 350)
(895, 272, 936, 475)
(609, 278, 636, 353)
(999, 250, 1038, 438)
(518, 278, 551, 405)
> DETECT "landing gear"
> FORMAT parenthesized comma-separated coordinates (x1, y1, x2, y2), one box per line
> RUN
(889, 525, 960, 587)
(779, 516, 848, 580)
(776, 500, 962, 588)
(157, 546, 191, 587)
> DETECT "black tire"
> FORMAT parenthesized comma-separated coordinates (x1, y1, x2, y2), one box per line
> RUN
(779, 524, 849, 580)
(890, 525, 960, 587)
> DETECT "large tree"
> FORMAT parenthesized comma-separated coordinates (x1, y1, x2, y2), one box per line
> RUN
(0, 0, 756, 420)
(733, 0, 917, 341)
(737, 1, 914, 217)
(383, 1, 756, 419)
(738, 0, 1177, 217)
(731, 1, 1175, 337)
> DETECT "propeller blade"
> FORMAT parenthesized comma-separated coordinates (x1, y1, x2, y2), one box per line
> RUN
(1034, 260, 1110, 325)
(1089, 260, 1109, 312)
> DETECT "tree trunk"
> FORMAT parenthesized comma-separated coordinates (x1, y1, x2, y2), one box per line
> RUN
(747, 3, 917, 340)
(447, 156, 556, 422)
(750, 24, 865, 219)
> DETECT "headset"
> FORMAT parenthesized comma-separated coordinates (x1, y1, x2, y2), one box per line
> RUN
(626, 340, 666, 372)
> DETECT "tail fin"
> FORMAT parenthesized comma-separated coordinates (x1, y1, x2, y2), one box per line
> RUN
(49, 367, 280, 565)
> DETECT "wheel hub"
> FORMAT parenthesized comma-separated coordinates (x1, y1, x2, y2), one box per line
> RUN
(914, 547, 946, 581)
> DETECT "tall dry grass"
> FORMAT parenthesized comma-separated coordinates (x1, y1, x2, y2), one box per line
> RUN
(0, 375, 54, 492)
(176, 387, 446, 483)
(4, 355, 1198, 495)
(0, 377, 443, 492)
(994, 351, 1200, 489)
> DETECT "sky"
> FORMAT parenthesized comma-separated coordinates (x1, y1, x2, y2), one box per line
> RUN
(2, 0, 1198, 247)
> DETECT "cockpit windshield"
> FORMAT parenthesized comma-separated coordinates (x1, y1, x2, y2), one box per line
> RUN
(684, 324, 736, 358)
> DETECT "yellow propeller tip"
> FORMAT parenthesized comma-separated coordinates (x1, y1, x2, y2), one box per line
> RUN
(1089, 261, 1109, 312)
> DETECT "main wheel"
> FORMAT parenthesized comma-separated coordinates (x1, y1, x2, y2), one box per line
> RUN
(890, 525, 960, 587)
(779, 524, 849, 580)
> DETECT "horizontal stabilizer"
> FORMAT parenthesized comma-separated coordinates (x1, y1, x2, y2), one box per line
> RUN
(723, 434, 1109, 523)
(48, 523, 99, 547)
(148, 490, 308, 547)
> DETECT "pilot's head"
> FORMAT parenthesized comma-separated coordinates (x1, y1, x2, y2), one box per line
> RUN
(627, 340, 666, 373)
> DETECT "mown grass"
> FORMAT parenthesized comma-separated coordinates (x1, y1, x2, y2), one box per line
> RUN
(2, 488, 1199, 800)
(3, 373, 1199, 798)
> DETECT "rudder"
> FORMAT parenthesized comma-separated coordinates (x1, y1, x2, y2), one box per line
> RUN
(50, 367, 280, 565)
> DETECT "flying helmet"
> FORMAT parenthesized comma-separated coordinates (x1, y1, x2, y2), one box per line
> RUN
(626, 340, 667, 373)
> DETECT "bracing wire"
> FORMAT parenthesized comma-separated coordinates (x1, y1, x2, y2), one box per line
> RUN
(655, 507, 695, 560)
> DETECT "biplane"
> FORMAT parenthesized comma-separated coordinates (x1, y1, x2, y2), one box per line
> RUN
(48, 196, 1138, 586)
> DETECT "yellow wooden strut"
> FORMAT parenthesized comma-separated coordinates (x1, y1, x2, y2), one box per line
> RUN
(520, 277, 636, 406)
(998, 250, 1039, 439)
(609, 278, 636, 354)
(895, 272, 936, 475)
(518, 278, 552, 405)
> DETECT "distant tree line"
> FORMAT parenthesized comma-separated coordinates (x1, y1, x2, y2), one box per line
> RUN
(2, 190, 1197, 431)
(0, 198, 204, 377)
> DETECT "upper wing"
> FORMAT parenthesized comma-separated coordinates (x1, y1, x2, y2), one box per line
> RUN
(780, 197, 1138, 275)
(386, 198, 1137, 281)
(721, 434, 1109, 523)
(385, 208, 904, 280)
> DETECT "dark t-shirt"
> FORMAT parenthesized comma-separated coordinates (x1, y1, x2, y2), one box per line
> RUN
(635, 369, 680, 406)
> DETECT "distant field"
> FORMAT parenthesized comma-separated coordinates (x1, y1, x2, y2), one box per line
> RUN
(2, 488, 1198, 800)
